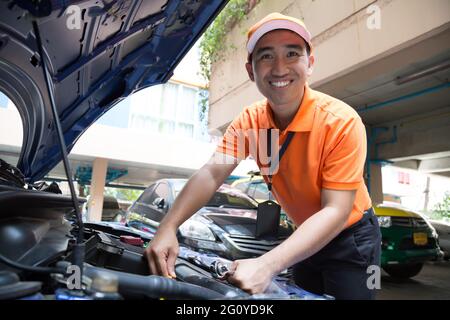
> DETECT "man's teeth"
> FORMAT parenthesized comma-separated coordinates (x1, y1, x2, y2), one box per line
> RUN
(270, 81, 290, 88)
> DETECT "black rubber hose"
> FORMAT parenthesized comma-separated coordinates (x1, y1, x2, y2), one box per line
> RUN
(83, 264, 224, 300)
(0, 252, 64, 274)
(181, 274, 249, 298)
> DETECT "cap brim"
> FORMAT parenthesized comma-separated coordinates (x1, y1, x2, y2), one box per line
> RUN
(247, 19, 312, 54)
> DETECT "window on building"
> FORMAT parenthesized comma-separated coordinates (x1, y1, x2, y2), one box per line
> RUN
(133, 85, 162, 117)
(398, 172, 410, 185)
(97, 98, 131, 128)
(176, 122, 193, 137)
(147, 85, 163, 116)
(127, 81, 203, 139)
(159, 120, 175, 135)
(178, 86, 196, 123)
(160, 82, 178, 119)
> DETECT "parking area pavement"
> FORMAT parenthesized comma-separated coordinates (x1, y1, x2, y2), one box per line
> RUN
(377, 261, 450, 300)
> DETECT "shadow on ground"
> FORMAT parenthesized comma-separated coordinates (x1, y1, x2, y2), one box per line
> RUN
(377, 261, 450, 300)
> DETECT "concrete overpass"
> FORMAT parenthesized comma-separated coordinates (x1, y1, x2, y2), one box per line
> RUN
(207, 0, 450, 205)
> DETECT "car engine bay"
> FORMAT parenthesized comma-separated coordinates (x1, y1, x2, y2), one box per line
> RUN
(0, 173, 332, 300)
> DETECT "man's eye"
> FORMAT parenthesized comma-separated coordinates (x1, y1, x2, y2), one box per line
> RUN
(287, 51, 300, 57)
(260, 54, 272, 60)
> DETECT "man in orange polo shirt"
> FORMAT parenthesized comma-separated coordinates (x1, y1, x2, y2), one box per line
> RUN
(146, 13, 381, 299)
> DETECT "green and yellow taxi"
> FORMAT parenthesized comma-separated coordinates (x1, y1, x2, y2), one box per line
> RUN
(375, 203, 442, 278)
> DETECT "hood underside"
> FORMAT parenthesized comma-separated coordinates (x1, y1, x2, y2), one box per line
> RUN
(0, 0, 227, 182)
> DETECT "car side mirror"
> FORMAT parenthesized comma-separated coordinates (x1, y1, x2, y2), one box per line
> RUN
(152, 197, 165, 209)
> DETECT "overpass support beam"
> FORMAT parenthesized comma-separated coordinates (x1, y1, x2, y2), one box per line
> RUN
(87, 157, 108, 222)
(369, 163, 384, 206)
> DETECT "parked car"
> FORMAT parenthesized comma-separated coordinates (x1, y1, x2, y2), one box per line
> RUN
(82, 195, 126, 223)
(375, 203, 443, 278)
(429, 219, 450, 260)
(126, 178, 293, 260)
(231, 173, 296, 230)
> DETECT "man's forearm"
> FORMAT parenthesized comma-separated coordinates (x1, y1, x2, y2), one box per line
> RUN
(159, 168, 221, 230)
(260, 206, 350, 275)
(159, 159, 237, 231)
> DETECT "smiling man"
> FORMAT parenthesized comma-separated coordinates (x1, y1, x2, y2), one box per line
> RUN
(146, 13, 381, 300)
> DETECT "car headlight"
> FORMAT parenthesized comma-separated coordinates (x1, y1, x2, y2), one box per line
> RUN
(422, 219, 439, 239)
(179, 220, 216, 241)
(377, 216, 392, 228)
(429, 225, 439, 239)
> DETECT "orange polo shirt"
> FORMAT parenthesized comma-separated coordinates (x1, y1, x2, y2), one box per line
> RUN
(216, 84, 372, 228)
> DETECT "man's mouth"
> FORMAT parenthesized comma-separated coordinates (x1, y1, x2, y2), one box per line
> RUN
(269, 80, 293, 88)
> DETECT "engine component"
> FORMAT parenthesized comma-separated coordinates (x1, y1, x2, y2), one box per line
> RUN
(79, 263, 225, 300)
(0, 271, 42, 299)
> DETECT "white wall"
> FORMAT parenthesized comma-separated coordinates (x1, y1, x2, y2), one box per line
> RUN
(382, 165, 450, 212)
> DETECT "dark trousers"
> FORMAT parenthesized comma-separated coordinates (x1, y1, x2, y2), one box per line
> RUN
(292, 208, 382, 300)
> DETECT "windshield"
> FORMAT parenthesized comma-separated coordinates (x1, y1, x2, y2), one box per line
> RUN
(205, 191, 257, 209)
(172, 179, 257, 210)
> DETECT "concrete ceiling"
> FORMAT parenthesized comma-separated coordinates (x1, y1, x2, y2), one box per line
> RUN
(315, 27, 450, 177)
(0, 149, 193, 188)
(316, 27, 450, 126)
(47, 157, 194, 188)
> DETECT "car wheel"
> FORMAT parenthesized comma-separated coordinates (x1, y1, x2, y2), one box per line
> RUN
(383, 263, 424, 279)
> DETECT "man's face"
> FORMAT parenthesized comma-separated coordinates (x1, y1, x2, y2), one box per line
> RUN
(246, 29, 314, 111)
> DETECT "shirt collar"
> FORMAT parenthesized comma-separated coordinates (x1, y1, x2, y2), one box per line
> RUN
(265, 84, 316, 132)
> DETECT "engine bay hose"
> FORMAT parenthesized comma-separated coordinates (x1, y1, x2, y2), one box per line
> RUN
(82, 264, 225, 299)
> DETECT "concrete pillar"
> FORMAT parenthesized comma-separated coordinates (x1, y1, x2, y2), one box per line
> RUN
(369, 163, 383, 206)
(87, 158, 108, 222)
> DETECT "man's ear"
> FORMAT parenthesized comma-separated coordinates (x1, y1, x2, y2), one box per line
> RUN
(245, 62, 255, 82)
(307, 55, 315, 77)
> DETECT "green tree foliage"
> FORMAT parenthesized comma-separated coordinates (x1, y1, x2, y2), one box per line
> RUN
(199, 0, 259, 81)
(429, 192, 450, 220)
(104, 187, 142, 202)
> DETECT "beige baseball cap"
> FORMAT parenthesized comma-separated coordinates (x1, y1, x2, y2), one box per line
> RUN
(246, 12, 312, 55)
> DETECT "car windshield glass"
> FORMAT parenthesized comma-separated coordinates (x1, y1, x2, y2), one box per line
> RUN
(172, 179, 257, 209)
(172, 179, 188, 198)
(205, 191, 257, 209)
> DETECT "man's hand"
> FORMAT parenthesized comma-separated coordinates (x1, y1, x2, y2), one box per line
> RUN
(227, 257, 276, 294)
(143, 155, 238, 277)
(144, 226, 179, 278)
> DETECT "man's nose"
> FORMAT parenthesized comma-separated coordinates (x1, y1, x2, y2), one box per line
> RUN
(271, 57, 289, 77)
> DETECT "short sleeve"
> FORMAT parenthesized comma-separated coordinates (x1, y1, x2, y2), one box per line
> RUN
(215, 110, 250, 161)
(322, 117, 367, 190)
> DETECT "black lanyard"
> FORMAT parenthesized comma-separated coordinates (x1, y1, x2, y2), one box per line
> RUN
(266, 129, 295, 192)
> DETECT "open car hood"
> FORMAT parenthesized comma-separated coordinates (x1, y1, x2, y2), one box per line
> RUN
(0, 0, 227, 182)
